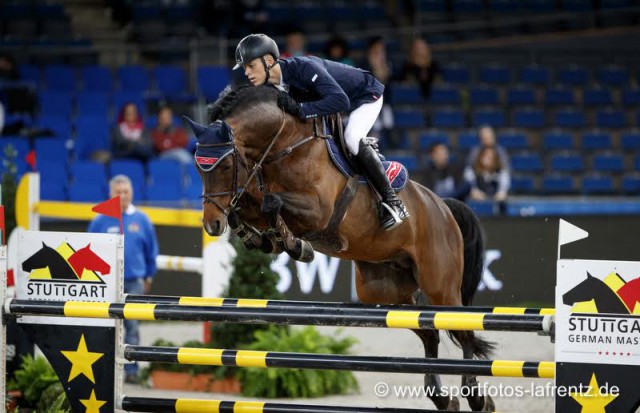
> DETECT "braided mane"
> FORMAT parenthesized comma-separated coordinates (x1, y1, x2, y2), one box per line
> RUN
(208, 85, 278, 122)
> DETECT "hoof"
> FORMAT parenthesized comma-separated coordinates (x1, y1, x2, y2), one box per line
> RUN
(446, 397, 460, 411)
(288, 240, 315, 262)
(482, 396, 495, 411)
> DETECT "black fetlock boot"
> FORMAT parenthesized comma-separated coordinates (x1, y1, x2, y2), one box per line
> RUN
(355, 140, 409, 231)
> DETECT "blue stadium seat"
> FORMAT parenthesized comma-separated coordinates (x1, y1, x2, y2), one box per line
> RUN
(519, 65, 549, 85)
(542, 130, 574, 151)
(117, 65, 149, 92)
(582, 174, 615, 194)
(76, 91, 110, 117)
(511, 153, 543, 172)
(524, 0, 557, 12)
(478, 65, 510, 84)
(430, 85, 461, 105)
(596, 109, 627, 129)
(512, 108, 544, 128)
(634, 154, 640, 171)
(498, 130, 529, 150)
(44, 65, 76, 91)
(197, 66, 231, 102)
(431, 109, 464, 128)
(109, 159, 147, 200)
(557, 66, 589, 86)
(490, 0, 523, 13)
(507, 87, 536, 105)
(598, 66, 629, 87)
(561, 0, 593, 11)
(593, 153, 624, 173)
(18, 64, 40, 85)
(583, 88, 613, 107)
(153, 65, 195, 101)
(395, 110, 425, 128)
(34, 138, 68, 162)
(621, 130, 640, 151)
(472, 109, 505, 127)
(582, 131, 613, 151)
(453, 0, 485, 12)
(69, 161, 107, 184)
(622, 88, 640, 106)
(457, 131, 479, 152)
(75, 115, 110, 160)
(550, 153, 584, 173)
(38, 91, 73, 118)
(148, 159, 183, 187)
(185, 165, 202, 201)
(37, 115, 72, 140)
(544, 88, 574, 106)
(418, 130, 450, 150)
(440, 64, 470, 84)
(600, 0, 632, 9)
(466, 200, 496, 216)
(470, 87, 500, 105)
(38, 160, 68, 201)
(146, 182, 184, 202)
(68, 182, 107, 202)
(622, 174, 640, 194)
(80, 65, 113, 92)
(511, 174, 536, 193)
(391, 84, 423, 105)
(555, 109, 585, 128)
(542, 175, 576, 194)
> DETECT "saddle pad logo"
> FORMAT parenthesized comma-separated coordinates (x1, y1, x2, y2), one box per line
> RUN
(386, 161, 402, 184)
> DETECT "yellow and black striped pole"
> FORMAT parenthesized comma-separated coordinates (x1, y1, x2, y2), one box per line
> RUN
(119, 397, 499, 413)
(6, 299, 553, 332)
(124, 345, 555, 379)
(126, 294, 555, 315)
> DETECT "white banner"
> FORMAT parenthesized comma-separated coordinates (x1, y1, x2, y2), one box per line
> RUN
(16, 230, 121, 326)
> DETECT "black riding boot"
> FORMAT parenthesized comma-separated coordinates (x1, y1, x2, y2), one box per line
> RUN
(355, 140, 409, 230)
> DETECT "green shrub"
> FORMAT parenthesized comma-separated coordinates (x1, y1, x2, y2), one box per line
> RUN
(238, 326, 359, 398)
(8, 354, 65, 408)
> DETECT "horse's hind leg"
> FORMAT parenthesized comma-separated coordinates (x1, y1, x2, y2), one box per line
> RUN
(355, 262, 459, 411)
(453, 330, 496, 411)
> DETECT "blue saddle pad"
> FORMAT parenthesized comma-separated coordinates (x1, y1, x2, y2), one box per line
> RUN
(325, 138, 409, 192)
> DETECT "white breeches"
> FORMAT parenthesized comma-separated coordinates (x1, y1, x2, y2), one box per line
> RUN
(343, 96, 384, 155)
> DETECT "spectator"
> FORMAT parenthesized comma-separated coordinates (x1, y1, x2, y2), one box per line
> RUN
(467, 125, 510, 168)
(151, 106, 192, 164)
(280, 28, 307, 58)
(112, 103, 154, 162)
(398, 38, 441, 100)
(420, 143, 470, 201)
(324, 35, 353, 66)
(464, 146, 511, 203)
(88, 175, 159, 384)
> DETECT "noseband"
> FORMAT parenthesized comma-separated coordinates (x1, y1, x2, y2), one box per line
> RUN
(196, 113, 288, 216)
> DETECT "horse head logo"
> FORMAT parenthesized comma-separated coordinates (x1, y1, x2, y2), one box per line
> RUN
(562, 272, 630, 315)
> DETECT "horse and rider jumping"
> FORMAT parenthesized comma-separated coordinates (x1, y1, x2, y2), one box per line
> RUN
(188, 33, 495, 411)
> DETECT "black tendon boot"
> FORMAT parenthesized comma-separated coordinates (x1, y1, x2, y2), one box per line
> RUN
(355, 140, 409, 230)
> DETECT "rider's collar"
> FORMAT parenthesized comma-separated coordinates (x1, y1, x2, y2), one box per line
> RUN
(125, 204, 136, 215)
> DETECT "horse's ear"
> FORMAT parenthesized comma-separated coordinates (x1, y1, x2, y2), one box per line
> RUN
(183, 116, 207, 139)
(587, 272, 594, 279)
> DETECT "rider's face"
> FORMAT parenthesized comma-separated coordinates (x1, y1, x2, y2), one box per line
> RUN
(243, 58, 267, 86)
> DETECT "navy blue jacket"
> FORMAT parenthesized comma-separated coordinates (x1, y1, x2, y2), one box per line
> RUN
(278, 56, 385, 119)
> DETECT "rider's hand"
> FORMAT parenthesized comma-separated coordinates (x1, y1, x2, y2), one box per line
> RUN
(277, 91, 301, 117)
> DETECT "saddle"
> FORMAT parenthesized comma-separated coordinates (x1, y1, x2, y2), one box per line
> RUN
(321, 115, 409, 192)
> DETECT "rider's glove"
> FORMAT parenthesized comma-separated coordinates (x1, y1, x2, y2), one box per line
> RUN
(277, 91, 302, 117)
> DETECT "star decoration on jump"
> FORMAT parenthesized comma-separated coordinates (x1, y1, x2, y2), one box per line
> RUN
(61, 334, 104, 383)
(570, 373, 618, 413)
(79, 389, 107, 413)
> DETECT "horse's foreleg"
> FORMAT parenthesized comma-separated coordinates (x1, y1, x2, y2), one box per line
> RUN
(228, 211, 278, 253)
(261, 193, 314, 262)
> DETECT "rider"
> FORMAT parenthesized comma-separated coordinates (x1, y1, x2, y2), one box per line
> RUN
(233, 33, 409, 231)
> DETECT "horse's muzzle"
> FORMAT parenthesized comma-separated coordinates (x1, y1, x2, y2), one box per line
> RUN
(203, 219, 224, 237)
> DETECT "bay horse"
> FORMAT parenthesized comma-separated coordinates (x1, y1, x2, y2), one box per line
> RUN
(189, 85, 494, 411)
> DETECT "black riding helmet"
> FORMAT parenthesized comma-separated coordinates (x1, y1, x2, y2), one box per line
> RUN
(233, 34, 280, 84)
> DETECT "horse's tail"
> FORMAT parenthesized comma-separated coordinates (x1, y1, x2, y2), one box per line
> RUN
(443, 198, 494, 359)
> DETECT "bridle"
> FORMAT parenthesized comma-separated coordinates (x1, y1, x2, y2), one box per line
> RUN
(196, 112, 329, 218)
(196, 112, 287, 217)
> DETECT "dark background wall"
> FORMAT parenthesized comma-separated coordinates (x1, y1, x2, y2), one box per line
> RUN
(42, 216, 640, 307)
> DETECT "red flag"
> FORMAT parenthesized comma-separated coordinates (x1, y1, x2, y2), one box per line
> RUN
(92, 196, 123, 234)
(25, 150, 36, 171)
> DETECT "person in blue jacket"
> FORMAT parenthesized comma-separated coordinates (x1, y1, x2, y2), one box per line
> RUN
(88, 174, 159, 383)
(233, 33, 409, 231)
